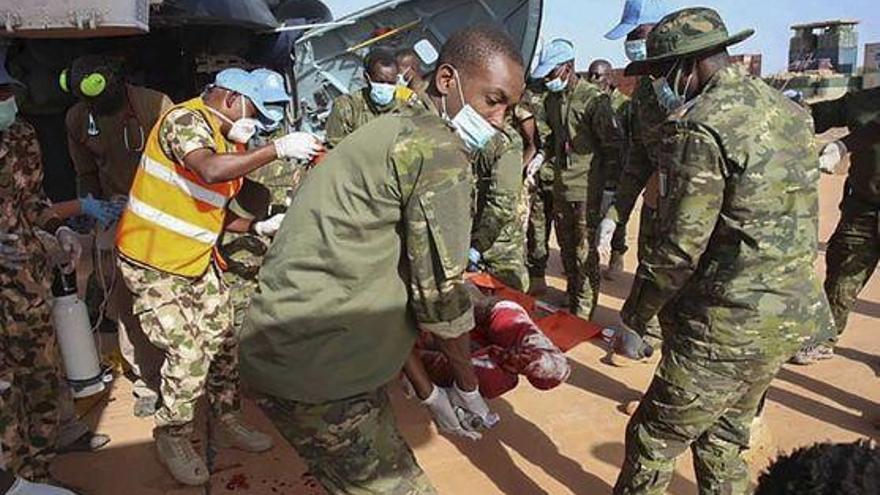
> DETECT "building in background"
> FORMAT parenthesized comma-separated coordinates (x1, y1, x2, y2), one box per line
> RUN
(865, 42, 880, 72)
(730, 54, 763, 77)
(789, 20, 859, 74)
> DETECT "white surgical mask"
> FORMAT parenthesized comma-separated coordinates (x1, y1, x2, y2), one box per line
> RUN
(545, 75, 568, 93)
(369, 79, 397, 107)
(0, 97, 17, 132)
(210, 94, 259, 144)
(442, 67, 497, 152)
(625, 40, 648, 62)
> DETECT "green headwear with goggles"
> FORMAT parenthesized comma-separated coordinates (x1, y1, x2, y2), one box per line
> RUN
(624, 7, 754, 112)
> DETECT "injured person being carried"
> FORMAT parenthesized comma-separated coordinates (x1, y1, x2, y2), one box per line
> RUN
(404, 280, 572, 440)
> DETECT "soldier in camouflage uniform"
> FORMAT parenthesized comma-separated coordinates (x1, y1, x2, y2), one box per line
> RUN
(220, 164, 295, 334)
(601, 2, 668, 345)
(588, 58, 631, 277)
(792, 87, 880, 363)
(0, 84, 84, 482)
(471, 118, 529, 291)
(325, 49, 404, 147)
(218, 69, 303, 335)
(613, 9, 834, 494)
(115, 69, 324, 486)
(521, 86, 557, 294)
(240, 26, 526, 494)
(533, 39, 624, 318)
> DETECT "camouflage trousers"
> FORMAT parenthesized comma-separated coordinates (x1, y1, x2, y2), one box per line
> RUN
(526, 186, 555, 279)
(259, 388, 437, 495)
(0, 275, 61, 481)
(823, 196, 880, 340)
(483, 189, 530, 292)
(555, 200, 599, 318)
(636, 205, 663, 344)
(118, 257, 240, 435)
(482, 248, 529, 292)
(614, 348, 782, 495)
(90, 228, 163, 400)
(218, 234, 269, 334)
(612, 219, 628, 256)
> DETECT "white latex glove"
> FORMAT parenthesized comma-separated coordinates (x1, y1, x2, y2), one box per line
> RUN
(0, 232, 29, 271)
(7, 477, 78, 495)
(600, 190, 616, 218)
(449, 383, 500, 428)
(54, 226, 82, 273)
(273, 132, 324, 161)
(597, 217, 617, 258)
(819, 140, 847, 174)
(524, 152, 545, 188)
(422, 385, 482, 441)
(253, 213, 285, 237)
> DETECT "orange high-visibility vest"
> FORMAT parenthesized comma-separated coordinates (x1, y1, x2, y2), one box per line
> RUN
(116, 97, 242, 278)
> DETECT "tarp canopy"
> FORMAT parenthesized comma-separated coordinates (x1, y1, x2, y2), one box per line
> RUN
(151, 0, 332, 29)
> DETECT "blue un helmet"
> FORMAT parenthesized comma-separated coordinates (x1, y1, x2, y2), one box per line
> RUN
(605, 0, 668, 40)
(251, 68, 289, 131)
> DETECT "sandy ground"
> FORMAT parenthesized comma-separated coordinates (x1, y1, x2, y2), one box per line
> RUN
(53, 171, 879, 494)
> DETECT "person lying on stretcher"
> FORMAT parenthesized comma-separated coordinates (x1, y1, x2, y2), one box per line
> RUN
(403, 285, 571, 440)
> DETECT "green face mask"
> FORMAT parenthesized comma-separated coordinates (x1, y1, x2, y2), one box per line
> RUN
(0, 97, 18, 132)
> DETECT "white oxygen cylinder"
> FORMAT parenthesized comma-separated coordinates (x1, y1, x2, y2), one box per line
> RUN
(51, 269, 105, 398)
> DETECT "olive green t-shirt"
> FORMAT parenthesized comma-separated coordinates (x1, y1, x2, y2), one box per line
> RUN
(240, 107, 476, 403)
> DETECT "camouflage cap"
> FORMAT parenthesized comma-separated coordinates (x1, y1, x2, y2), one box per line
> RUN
(625, 7, 754, 76)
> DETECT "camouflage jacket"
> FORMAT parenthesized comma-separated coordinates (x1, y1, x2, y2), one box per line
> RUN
(622, 64, 833, 364)
(545, 77, 623, 202)
(610, 88, 630, 117)
(471, 122, 527, 288)
(0, 119, 57, 290)
(811, 86, 880, 205)
(240, 102, 475, 403)
(607, 76, 666, 223)
(324, 88, 400, 148)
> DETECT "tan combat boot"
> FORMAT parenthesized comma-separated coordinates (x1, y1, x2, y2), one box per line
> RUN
(211, 415, 274, 453)
(154, 430, 209, 486)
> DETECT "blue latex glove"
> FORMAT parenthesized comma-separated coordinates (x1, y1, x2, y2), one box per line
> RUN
(80, 194, 121, 226)
(467, 248, 482, 272)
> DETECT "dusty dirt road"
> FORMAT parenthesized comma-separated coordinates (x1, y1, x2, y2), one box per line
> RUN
(55, 172, 879, 494)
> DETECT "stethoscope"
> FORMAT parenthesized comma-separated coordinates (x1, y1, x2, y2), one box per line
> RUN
(86, 86, 146, 153)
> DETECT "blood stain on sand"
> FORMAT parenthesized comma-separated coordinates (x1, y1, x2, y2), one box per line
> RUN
(225, 473, 250, 491)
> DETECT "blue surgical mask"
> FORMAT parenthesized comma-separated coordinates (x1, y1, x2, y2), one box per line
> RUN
(652, 61, 691, 114)
(652, 78, 683, 114)
(625, 40, 648, 62)
(443, 67, 497, 152)
(369, 81, 397, 107)
(545, 76, 568, 93)
(0, 97, 17, 132)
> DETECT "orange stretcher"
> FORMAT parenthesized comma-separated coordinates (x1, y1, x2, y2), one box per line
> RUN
(467, 273, 603, 352)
